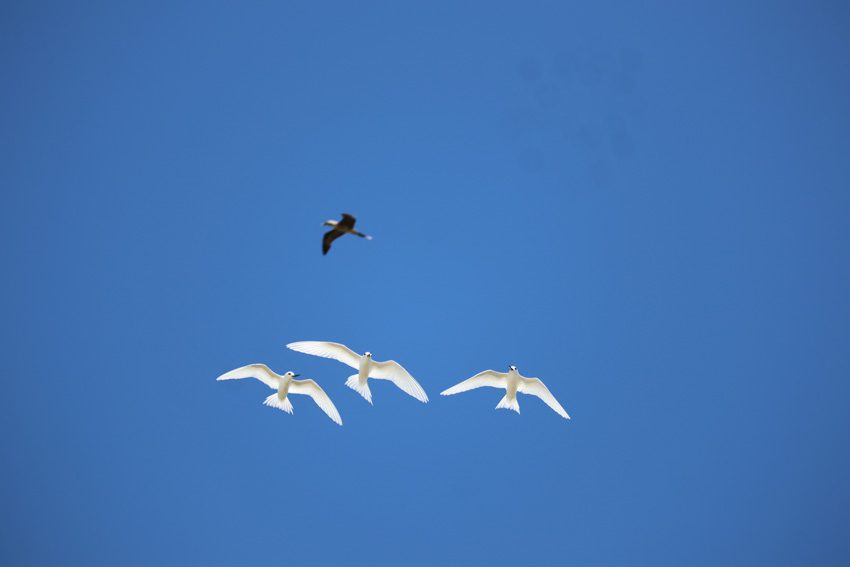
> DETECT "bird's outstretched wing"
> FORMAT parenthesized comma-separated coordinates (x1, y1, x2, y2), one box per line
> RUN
(518, 377, 571, 419)
(338, 213, 357, 229)
(370, 359, 429, 402)
(286, 341, 361, 369)
(440, 370, 507, 396)
(290, 379, 343, 425)
(216, 364, 279, 390)
(323, 229, 345, 255)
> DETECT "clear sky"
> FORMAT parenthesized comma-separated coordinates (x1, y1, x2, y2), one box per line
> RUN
(2, 1, 850, 565)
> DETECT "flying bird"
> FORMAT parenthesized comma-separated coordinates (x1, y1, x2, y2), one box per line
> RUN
(322, 213, 372, 255)
(286, 341, 428, 404)
(216, 364, 342, 425)
(441, 365, 570, 420)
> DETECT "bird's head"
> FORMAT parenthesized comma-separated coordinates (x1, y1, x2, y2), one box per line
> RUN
(285, 371, 300, 378)
(322, 220, 337, 227)
(365, 352, 372, 359)
(509, 365, 518, 372)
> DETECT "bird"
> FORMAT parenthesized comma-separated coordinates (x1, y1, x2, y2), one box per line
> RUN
(286, 341, 428, 404)
(322, 213, 372, 255)
(441, 365, 570, 420)
(216, 364, 343, 425)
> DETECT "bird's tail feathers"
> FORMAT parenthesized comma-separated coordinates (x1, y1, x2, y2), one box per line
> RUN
(346, 375, 373, 404)
(263, 394, 294, 414)
(352, 230, 372, 240)
(496, 395, 520, 414)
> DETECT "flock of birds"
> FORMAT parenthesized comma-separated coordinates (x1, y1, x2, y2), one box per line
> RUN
(217, 214, 571, 426)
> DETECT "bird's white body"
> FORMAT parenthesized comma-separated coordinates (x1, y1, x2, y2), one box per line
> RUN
(441, 366, 570, 420)
(286, 341, 428, 404)
(216, 364, 342, 425)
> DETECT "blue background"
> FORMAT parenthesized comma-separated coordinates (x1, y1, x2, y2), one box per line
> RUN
(3, 2, 850, 565)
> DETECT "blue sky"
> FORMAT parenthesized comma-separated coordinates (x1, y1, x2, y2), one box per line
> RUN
(2, 1, 850, 565)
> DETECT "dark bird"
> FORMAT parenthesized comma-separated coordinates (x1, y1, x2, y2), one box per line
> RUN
(321, 213, 372, 255)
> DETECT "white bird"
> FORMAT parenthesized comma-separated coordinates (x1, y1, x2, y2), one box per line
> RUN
(216, 364, 342, 425)
(441, 365, 570, 420)
(286, 341, 428, 405)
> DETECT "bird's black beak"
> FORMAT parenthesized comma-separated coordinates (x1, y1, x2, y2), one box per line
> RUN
(293, 374, 300, 377)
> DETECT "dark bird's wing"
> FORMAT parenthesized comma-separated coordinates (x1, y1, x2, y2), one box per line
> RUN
(323, 229, 345, 255)
(338, 213, 357, 230)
